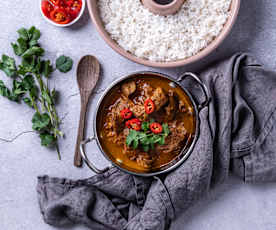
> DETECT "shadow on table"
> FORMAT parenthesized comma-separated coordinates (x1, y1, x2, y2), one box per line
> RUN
(69, 6, 91, 30)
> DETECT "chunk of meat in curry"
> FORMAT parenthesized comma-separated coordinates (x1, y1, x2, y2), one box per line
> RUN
(122, 81, 136, 97)
(102, 79, 194, 170)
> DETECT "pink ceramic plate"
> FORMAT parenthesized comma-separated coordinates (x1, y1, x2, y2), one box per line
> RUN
(87, 0, 240, 68)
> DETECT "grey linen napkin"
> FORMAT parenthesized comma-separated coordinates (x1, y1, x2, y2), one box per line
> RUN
(37, 53, 276, 230)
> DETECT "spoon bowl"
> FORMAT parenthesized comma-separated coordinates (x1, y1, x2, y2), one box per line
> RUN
(77, 56, 100, 91)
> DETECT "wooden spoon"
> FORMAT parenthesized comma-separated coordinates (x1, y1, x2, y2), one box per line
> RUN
(74, 55, 100, 167)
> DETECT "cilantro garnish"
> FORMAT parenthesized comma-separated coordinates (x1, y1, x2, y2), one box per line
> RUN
(126, 121, 170, 152)
(0, 26, 73, 159)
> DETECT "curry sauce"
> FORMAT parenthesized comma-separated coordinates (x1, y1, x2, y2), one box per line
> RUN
(97, 74, 196, 173)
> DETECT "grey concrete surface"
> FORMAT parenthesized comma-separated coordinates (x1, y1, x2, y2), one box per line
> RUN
(0, 0, 276, 230)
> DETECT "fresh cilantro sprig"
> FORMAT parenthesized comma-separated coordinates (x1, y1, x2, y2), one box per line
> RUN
(126, 120, 170, 152)
(0, 26, 73, 159)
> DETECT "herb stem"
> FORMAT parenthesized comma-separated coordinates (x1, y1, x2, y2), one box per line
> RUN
(35, 73, 62, 156)
(46, 103, 54, 124)
(56, 143, 61, 160)
(35, 74, 47, 112)
(32, 99, 40, 114)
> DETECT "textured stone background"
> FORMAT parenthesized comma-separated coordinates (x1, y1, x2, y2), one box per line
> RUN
(1, 0, 276, 230)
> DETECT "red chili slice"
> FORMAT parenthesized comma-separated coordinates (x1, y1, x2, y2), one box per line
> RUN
(42, 0, 54, 17)
(70, 0, 82, 17)
(120, 108, 133, 120)
(150, 122, 163, 134)
(126, 118, 141, 131)
(50, 8, 71, 24)
(64, 0, 74, 6)
(144, 99, 155, 114)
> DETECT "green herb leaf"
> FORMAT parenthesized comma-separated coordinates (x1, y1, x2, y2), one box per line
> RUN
(22, 75, 35, 90)
(140, 135, 150, 145)
(39, 133, 56, 147)
(22, 46, 44, 59)
(11, 38, 28, 56)
(41, 60, 53, 77)
(158, 135, 165, 145)
(12, 79, 26, 97)
(28, 26, 41, 47)
(56, 55, 73, 73)
(29, 86, 38, 99)
(32, 112, 51, 131)
(17, 27, 41, 47)
(21, 75, 38, 101)
(162, 123, 170, 136)
(133, 139, 139, 149)
(18, 57, 36, 75)
(17, 28, 29, 41)
(126, 129, 138, 146)
(23, 97, 33, 107)
(0, 80, 12, 99)
(35, 57, 43, 74)
(0, 80, 24, 102)
(0, 55, 17, 77)
(142, 121, 149, 132)
(151, 134, 162, 144)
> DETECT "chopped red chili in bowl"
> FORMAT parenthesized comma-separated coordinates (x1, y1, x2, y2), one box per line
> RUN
(41, 0, 83, 26)
(120, 108, 133, 120)
(126, 118, 141, 131)
(50, 8, 71, 24)
(144, 99, 155, 114)
(150, 122, 163, 134)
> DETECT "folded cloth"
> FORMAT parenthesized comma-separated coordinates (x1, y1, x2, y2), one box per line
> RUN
(37, 53, 276, 230)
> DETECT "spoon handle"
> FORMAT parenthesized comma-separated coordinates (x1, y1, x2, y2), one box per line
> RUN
(74, 96, 89, 167)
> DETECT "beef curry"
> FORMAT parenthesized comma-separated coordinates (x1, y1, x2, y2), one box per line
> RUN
(97, 74, 196, 173)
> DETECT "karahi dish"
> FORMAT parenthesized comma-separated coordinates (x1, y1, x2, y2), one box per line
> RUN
(80, 71, 210, 176)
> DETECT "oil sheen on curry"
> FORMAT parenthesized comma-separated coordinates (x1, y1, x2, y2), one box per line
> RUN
(97, 74, 196, 173)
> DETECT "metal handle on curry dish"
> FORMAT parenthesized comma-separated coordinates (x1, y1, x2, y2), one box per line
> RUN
(177, 72, 211, 110)
(80, 136, 110, 174)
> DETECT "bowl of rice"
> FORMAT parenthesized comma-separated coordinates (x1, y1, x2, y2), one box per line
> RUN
(87, 0, 240, 68)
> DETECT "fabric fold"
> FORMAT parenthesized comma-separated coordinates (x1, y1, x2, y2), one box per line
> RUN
(37, 54, 276, 230)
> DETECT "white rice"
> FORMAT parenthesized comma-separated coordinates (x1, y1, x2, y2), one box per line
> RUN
(98, 0, 231, 62)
